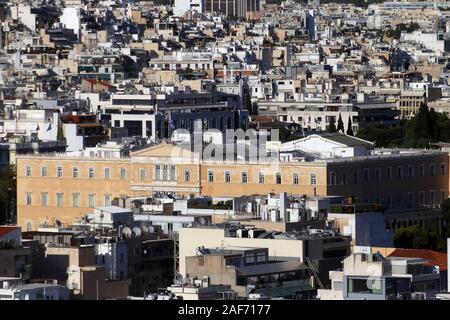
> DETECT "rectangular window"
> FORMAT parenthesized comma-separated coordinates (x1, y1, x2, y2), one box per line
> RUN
(342, 172, 346, 185)
(120, 167, 126, 180)
(375, 168, 380, 181)
(276, 173, 282, 184)
(88, 167, 95, 179)
(225, 171, 231, 183)
(88, 194, 95, 208)
(419, 164, 424, 177)
(242, 172, 248, 183)
(259, 172, 265, 184)
(398, 167, 403, 180)
(72, 193, 79, 208)
(41, 166, 48, 177)
(41, 193, 48, 207)
(104, 194, 111, 206)
(26, 165, 32, 177)
(162, 165, 168, 181)
(57, 193, 64, 208)
(104, 168, 110, 179)
(408, 165, 414, 178)
(57, 166, 63, 178)
(430, 163, 435, 177)
(348, 278, 383, 294)
(310, 174, 317, 185)
(430, 191, 436, 206)
(364, 168, 369, 182)
(387, 167, 392, 180)
(330, 172, 336, 185)
(419, 191, 424, 206)
(354, 171, 358, 183)
(155, 165, 161, 180)
(441, 163, 445, 175)
(170, 165, 176, 181)
(185, 169, 191, 182)
(140, 168, 147, 181)
(208, 171, 214, 182)
(293, 172, 299, 185)
(26, 192, 32, 205)
(73, 167, 79, 178)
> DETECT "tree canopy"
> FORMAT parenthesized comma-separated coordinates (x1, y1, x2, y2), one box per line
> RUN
(356, 105, 450, 148)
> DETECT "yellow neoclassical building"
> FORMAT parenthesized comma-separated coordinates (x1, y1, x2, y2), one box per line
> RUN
(16, 142, 450, 230)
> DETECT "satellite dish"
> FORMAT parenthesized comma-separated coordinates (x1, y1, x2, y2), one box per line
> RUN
(199, 217, 206, 225)
(148, 226, 155, 233)
(141, 225, 149, 233)
(121, 227, 132, 238)
(132, 227, 142, 237)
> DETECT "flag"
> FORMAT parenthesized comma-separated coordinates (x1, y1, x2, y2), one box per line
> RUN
(36, 124, 40, 131)
(47, 123, 52, 131)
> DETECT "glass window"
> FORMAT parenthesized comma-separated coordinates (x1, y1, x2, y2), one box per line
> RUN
(88, 194, 95, 208)
(430, 163, 435, 176)
(419, 191, 424, 206)
(293, 172, 299, 185)
(57, 166, 63, 178)
(155, 165, 160, 180)
(41, 193, 48, 206)
(162, 165, 168, 181)
(330, 172, 336, 185)
(408, 166, 414, 178)
(26, 165, 32, 177)
(104, 168, 110, 179)
(259, 172, 265, 184)
(441, 163, 445, 175)
(88, 168, 95, 179)
(225, 171, 231, 183)
(430, 191, 435, 206)
(73, 167, 79, 178)
(348, 278, 383, 294)
(354, 171, 358, 183)
(185, 169, 191, 182)
(26, 193, 32, 205)
(375, 168, 380, 181)
(387, 167, 392, 180)
(242, 172, 248, 183)
(276, 173, 282, 184)
(120, 167, 126, 180)
(72, 193, 79, 208)
(310, 174, 317, 185)
(140, 168, 147, 181)
(41, 166, 48, 177)
(398, 167, 403, 180)
(208, 171, 214, 182)
(364, 168, 369, 182)
(419, 164, 424, 177)
(170, 165, 176, 181)
(57, 193, 64, 208)
(104, 194, 111, 206)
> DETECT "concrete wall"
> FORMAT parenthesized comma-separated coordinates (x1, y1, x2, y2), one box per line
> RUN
(178, 227, 304, 276)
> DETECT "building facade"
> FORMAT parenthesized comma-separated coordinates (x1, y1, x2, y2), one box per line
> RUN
(16, 142, 450, 230)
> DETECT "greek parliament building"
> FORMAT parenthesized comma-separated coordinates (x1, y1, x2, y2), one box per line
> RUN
(16, 135, 450, 231)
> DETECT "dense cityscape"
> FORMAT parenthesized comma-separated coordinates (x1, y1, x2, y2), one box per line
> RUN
(1, 0, 450, 302)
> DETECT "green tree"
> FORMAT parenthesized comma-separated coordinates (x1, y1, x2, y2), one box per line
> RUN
(0, 166, 16, 225)
(337, 113, 344, 133)
(394, 225, 439, 250)
(328, 116, 337, 133)
(346, 116, 354, 136)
